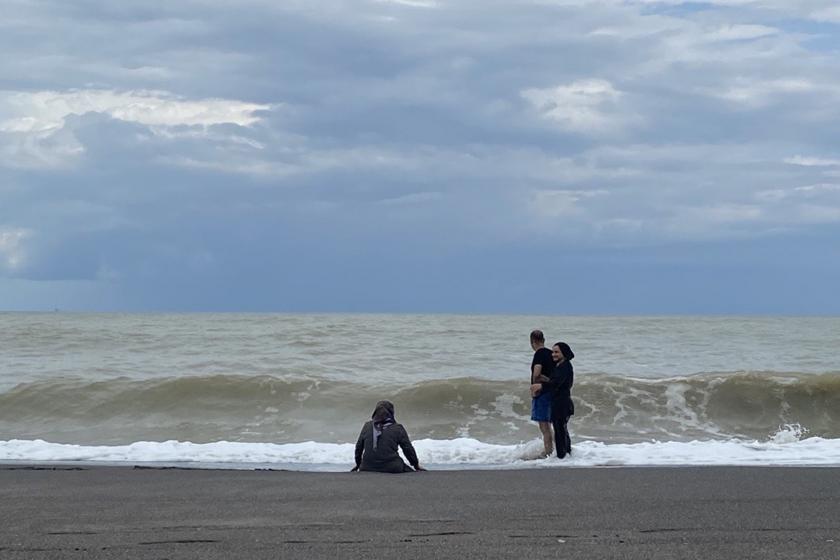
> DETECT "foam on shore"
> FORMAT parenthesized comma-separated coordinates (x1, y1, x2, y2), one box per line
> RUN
(2, 426, 839, 471)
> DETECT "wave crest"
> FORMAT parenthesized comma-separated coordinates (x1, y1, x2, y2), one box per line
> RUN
(1, 372, 839, 444)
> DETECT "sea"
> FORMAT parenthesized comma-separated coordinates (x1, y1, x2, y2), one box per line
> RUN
(1, 313, 839, 470)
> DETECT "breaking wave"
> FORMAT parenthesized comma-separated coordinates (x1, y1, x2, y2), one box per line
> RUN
(1, 372, 839, 445)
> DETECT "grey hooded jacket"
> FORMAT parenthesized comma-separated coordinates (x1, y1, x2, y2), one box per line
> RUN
(354, 421, 419, 473)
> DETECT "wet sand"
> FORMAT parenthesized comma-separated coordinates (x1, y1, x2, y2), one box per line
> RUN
(1, 465, 839, 559)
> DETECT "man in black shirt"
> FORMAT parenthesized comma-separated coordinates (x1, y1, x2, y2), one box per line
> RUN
(529, 329, 555, 458)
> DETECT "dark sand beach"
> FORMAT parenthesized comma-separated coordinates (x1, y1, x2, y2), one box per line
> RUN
(1, 466, 839, 559)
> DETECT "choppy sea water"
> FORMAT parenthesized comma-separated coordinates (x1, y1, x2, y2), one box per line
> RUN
(1, 313, 839, 470)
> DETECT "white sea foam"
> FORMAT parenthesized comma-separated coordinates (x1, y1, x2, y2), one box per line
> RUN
(2, 427, 838, 471)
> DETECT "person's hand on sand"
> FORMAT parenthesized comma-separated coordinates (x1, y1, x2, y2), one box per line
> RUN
(414, 465, 427, 471)
(530, 383, 542, 397)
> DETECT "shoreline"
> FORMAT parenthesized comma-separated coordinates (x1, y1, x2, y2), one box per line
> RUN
(4, 460, 840, 471)
(1, 465, 838, 559)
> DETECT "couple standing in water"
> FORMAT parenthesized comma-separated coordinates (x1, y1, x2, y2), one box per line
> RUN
(529, 329, 575, 459)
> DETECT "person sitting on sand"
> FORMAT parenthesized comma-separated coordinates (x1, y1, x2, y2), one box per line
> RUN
(352, 400, 427, 473)
(531, 342, 575, 459)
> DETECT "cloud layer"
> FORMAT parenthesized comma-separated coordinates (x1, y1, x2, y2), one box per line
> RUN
(1, 0, 839, 312)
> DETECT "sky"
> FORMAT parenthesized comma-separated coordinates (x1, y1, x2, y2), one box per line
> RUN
(1, 0, 840, 314)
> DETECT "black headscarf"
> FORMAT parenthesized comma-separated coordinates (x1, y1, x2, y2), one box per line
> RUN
(554, 342, 574, 361)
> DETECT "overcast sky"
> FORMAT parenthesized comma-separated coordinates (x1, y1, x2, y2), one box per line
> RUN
(2, 0, 839, 313)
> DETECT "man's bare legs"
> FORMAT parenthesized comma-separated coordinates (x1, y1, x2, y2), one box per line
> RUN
(538, 421, 554, 457)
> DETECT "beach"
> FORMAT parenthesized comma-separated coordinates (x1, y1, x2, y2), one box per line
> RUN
(3, 314, 840, 558)
(2, 466, 839, 559)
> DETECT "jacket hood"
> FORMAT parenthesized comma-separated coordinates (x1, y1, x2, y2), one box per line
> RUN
(372, 400, 395, 424)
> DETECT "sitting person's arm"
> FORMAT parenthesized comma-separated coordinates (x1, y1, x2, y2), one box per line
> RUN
(351, 423, 367, 472)
(397, 425, 426, 471)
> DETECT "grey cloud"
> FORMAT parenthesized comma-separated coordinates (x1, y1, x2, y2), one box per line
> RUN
(2, 0, 840, 310)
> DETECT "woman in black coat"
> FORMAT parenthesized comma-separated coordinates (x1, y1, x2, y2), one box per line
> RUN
(531, 342, 575, 458)
(352, 400, 426, 473)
